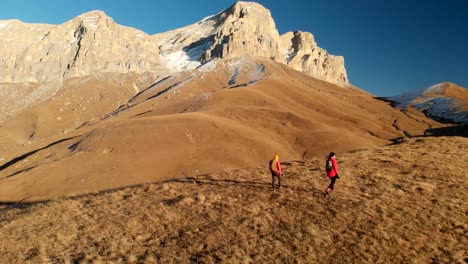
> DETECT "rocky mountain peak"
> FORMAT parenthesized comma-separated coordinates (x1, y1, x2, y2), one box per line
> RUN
(220, 1, 273, 21)
(280, 30, 348, 85)
(153, 1, 283, 72)
(203, 1, 282, 63)
(78, 10, 110, 19)
(75, 10, 114, 31)
(0, 9, 160, 83)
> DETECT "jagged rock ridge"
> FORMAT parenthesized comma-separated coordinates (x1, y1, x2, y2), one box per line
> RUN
(0, 1, 350, 124)
(0, 11, 163, 83)
(0, 1, 348, 85)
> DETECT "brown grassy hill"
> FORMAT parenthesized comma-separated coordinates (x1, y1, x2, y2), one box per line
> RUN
(0, 72, 155, 155)
(0, 58, 447, 202)
(0, 136, 466, 263)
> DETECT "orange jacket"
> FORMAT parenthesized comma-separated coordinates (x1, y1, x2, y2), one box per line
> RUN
(269, 160, 283, 175)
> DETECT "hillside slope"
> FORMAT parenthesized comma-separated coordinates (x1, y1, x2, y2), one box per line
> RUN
(0, 58, 444, 202)
(0, 136, 466, 263)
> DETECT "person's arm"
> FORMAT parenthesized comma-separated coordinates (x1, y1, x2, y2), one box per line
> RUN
(277, 161, 283, 176)
(332, 159, 339, 175)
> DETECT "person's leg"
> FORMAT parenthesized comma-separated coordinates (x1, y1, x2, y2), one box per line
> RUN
(325, 177, 336, 193)
(328, 177, 337, 190)
(277, 175, 281, 189)
(272, 175, 275, 190)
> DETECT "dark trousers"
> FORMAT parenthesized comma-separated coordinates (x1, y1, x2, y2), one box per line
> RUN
(327, 176, 338, 190)
(271, 173, 281, 190)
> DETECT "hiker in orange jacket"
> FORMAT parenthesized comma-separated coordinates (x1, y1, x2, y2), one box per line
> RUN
(325, 152, 340, 194)
(269, 154, 283, 190)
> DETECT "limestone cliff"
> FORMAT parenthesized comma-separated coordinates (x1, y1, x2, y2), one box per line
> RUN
(1, 11, 164, 84)
(0, 2, 349, 85)
(0, 1, 350, 122)
(153, 2, 283, 72)
(202, 1, 283, 63)
(280, 31, 348, 85)
(153, 1, 347, 85)
(0, 20, 53, 83)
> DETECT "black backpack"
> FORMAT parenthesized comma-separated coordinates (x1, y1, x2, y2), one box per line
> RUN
(325, 159, 333, 172)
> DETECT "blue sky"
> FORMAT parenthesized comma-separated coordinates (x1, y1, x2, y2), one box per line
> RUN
(0, 0, 466, 96)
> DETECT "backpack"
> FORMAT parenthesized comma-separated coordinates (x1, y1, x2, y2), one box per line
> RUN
(325, 159, 333, 172)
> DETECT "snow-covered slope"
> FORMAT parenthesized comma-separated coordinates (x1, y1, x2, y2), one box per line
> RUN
(387, 82, 468, 123)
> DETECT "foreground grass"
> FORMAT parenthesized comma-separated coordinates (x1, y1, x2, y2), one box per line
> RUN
(0, 136, 467, 263)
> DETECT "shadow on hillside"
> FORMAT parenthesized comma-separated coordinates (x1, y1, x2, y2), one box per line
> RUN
(0, 136, 80, 175)
(0, 200, 51, 220)
(425, 124, 468, 137)
(172, 176, 317, 194)
(0, 200, 48, 208)
(173, 176, 267, 189)
(374, 96, 398, 107)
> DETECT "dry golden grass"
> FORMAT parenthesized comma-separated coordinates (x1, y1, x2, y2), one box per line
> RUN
(0, 58, 447, 202)
(1, 136, 466, 263)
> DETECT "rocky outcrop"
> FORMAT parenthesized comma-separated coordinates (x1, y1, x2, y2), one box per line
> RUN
(153, 2, 347, 85)
(0, 20, 53, 83)
(280, 31, 348, 85)
(153, 2, 283, 72)
(202, 2, 284, 63)
(0, 11, 165, 84)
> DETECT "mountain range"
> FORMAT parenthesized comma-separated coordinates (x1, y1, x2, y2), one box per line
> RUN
(0, 1, 465, 202)
(0, 2, 348, 121)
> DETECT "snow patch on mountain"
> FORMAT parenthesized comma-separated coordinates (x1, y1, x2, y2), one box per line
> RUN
(418, 97, 467, 123)
(162, 50, 200, 71)
(389, 84, 441, 108)
(197, 59, 219, 72)
(162, 40, 213, 72)
(388, 83, 468, 123)
(227, 58, 266, 88)
(0, 21, 10, 29)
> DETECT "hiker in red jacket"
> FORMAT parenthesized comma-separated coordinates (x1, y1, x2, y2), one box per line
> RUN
(269, 154, 283, 190)
(325, 152, 340, 194)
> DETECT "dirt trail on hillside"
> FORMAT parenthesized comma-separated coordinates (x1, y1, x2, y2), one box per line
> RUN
(0, 136, 467, 263)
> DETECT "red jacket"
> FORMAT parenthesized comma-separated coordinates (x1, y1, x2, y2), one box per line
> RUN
(277, 160, 283, 175)
(326, 158, 339, 177)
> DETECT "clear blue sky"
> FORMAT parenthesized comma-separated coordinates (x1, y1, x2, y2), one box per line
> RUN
(1, 0, 467, 96)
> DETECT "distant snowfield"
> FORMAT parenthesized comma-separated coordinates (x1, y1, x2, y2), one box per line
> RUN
(388, 83, 468, 123)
